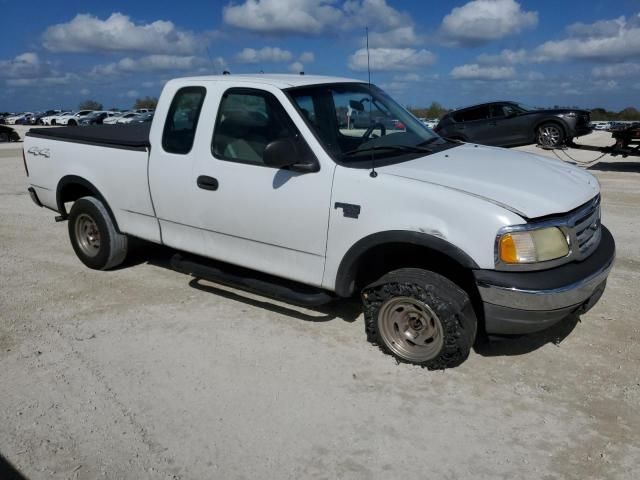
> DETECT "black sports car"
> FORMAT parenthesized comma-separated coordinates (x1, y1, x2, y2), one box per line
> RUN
(434, 101, 592, 148)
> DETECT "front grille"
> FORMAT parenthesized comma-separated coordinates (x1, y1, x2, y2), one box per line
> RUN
(567, 196, 601, 260)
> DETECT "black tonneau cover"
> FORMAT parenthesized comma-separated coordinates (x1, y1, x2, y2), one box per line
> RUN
(27, 124, 151, 151)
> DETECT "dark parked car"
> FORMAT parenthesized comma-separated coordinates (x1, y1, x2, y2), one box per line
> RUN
(434, 101, 592, 147)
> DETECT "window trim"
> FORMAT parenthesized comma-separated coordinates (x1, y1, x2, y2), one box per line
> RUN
(210, 87, 317, 170)
(161, 86, 207, 155)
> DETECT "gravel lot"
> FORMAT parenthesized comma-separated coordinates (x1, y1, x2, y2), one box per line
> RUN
(1, 129, 639, 479)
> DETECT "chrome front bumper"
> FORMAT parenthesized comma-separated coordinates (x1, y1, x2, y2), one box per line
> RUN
(475, 225, 615, 335)
(477, 256, 614, 311)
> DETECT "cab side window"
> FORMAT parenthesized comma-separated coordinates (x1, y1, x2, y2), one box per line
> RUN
(162, 86, 206, 154)
(211, 89, 301, 166)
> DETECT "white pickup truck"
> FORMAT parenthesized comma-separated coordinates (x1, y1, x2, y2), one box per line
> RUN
(24, 74, 615, 369)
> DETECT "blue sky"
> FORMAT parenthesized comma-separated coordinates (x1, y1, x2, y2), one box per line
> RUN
(1, 0, 639, 112)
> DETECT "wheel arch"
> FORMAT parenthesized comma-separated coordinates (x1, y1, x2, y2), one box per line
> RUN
(334, 230, 479, 298)
(56, 175, 121, 232)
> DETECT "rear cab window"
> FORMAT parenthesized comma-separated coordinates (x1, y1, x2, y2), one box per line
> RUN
(162, 86, 207, 154)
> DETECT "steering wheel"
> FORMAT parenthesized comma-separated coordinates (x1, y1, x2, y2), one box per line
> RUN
(363, 122, 386, 141)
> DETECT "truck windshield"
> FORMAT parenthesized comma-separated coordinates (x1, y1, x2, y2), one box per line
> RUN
(286, 83, 446, 163)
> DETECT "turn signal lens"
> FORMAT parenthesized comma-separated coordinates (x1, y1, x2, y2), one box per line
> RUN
(499, 227, 569, 264)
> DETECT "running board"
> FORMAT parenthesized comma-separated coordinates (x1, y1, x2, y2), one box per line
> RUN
(170, 253, 334, 307)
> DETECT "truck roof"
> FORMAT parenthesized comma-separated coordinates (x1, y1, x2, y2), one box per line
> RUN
(172, 74, 364, 89)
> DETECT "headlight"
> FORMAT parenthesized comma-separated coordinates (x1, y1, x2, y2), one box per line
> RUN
(498, 227, 569, 264)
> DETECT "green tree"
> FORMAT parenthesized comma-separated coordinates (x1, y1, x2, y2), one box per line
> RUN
(79, 100, 103, 110)
(134, 96, 158, 110)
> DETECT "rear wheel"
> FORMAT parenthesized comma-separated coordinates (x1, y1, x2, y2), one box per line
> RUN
(362, 268, 477, 369)
(0, 132, 8, 143)
(537, 123, 565, 147)
(68, 197, 128, 270)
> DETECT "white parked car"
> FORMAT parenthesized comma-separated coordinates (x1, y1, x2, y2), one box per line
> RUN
(23, 74, 615, 369)
(116, 112, 142, 124)
(5, 112, 33, 125)
(57, 110, 95, 126)
(41, 111, 70, 125)
(102, 112, 126, 125)
(41, 111, 67, 125)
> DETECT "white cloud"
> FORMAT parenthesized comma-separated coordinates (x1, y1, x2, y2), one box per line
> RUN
(342, 0, 409, 30)
(450, 64, 516, 80)
(533, 14, 640, 62)
(288, 61, 305, 73)
(223, 0, 343, 35)
(42, 13, 199, 55)
(6, 73, 76, 87)
(80, 88, 90, 96)
(0, 53, 51, 78)
(90, 55, 215, 78)
(236, 47, 293, 63)
(125, 90, 139, 98)
(440, 0, 538, 46)
(298, 51, 315, 63)
(348, 48, 436, 71)
(477, 48, 528, 65)
(592, 62, 640, 78)
(566, 17, 626, 39)
(223, 0, 409, 35)
(368, 26, 423, 48)
(118, 55, 207, 72)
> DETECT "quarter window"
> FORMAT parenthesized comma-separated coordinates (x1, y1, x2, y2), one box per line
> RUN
(162, 86, 206, 154)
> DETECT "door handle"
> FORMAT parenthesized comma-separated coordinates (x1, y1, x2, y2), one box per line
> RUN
(197, 175, 219, 191)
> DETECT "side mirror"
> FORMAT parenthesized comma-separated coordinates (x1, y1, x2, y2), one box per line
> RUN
(263, 138, 318, 173)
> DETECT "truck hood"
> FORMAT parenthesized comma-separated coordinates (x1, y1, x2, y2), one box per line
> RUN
(378, 143, 599, 219)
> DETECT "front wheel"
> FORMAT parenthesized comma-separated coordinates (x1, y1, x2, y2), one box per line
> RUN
(68, 119, 77, 126)
(68, 197, 128, 270)
(537, 123, 565, 147)
(362, 268, 477, 369)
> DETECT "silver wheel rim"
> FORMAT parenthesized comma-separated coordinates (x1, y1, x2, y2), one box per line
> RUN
(75, 213, 101, 257)
(378, 296, 444, 363)
(538, 125, 561, 146)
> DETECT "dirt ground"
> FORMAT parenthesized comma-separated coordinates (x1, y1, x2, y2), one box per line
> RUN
(1, 130, 639, 479)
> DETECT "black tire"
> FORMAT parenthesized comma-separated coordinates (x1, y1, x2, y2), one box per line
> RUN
(362, 268, 477, 369)
(68, 196, 128, 270)
(68, 119, 77, 126)
(536, 122, 565, 147)
(0, 132, 8, 143)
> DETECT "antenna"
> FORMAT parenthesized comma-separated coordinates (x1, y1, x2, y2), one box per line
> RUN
(366, 26, 377, 178)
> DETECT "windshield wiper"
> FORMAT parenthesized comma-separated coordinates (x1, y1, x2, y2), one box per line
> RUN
(342, 144, 433, 158)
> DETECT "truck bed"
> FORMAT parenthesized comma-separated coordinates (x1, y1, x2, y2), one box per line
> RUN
(27, 124, 151, 151)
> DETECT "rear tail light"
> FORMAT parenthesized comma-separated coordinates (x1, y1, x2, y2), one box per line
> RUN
(22, 148, 29, 177)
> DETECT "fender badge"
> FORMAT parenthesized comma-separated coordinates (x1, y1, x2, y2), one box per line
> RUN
(27, 147, 50, 158)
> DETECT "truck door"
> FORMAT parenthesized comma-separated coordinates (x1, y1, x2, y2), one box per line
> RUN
(148, 85, 209, 253)
(187, 86, 334, 286)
